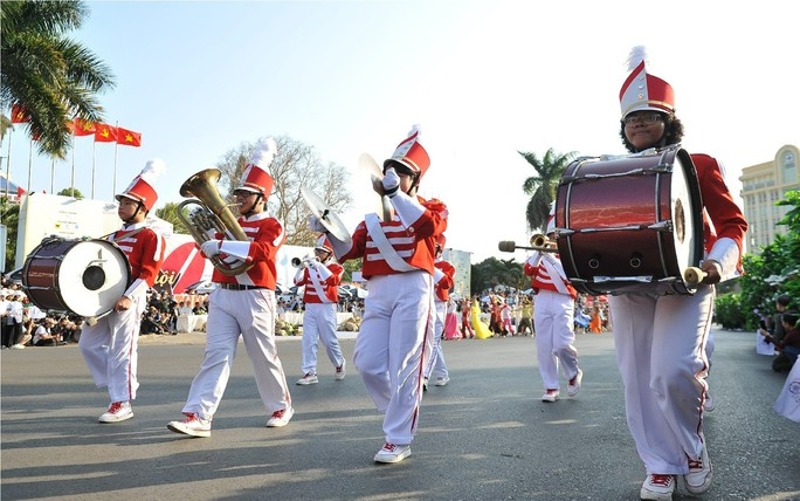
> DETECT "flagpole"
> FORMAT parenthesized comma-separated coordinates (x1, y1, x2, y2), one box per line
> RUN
(71, 134, 76, 196)
(113, 120, 119, 197)
(92, 139, 96, 199)
(50, 157, 55, 193)
(4, 130, 11, 199)
(27, 139, 33, 193)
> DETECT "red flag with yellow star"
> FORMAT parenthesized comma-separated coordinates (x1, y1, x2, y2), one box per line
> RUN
(117, 127, 142, 147)
(94, 124, 118, 143)
(72, 118, 97, 136)
(11, 103, 29, 124)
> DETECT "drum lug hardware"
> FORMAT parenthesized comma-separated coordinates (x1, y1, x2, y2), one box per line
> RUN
(629, 252, 643, 269)
(649, 220, 672, 232)
(588, 255, 601, 269)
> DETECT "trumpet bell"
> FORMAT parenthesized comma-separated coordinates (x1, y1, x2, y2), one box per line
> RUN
(301, 187, 352, 244)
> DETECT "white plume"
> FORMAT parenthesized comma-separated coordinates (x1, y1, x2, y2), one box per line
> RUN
(250, 137, 278, 168)
(408, 124, 421, 137)
(140, 158, 166, 183)
(626, 46, 648, 71)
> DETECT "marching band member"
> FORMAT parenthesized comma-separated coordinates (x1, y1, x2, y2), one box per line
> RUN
(79, 160, 166, 423)
(422, 234, 455, 390)
(311, 125, 447, 463)
(460, 297, 476, 339)
(168, 138, 294, 438)
(523, 213, 582, 403)
(611, 47, 747, 500)
(293, 235, 347, 385)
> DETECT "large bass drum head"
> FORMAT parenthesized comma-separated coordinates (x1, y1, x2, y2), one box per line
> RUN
(670, 149, 704, 279)
(58, 240, 130, 317)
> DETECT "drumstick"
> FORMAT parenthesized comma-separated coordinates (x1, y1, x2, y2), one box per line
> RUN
(683, 267, 707, 287)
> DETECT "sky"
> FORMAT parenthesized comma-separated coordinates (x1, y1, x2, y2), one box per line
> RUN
(3, 0, 798, 263)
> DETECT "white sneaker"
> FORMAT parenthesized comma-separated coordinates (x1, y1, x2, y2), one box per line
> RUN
(684, 445, 713, 495)
(422, 378, 429, 392)
(296, 373, 318, 385)
(266, 406, 294, 427)
(167, 413, 211, 438)
(10, 344, 26, 350)
(373, 442, 411, 464)
(567, 369, 583, 397)
(435, 376, 450, 386)
(335, 361, 346, 381)
(640, 474, 676, 500)
(98, 401, 134, 423)
(541, 389, 560, 402)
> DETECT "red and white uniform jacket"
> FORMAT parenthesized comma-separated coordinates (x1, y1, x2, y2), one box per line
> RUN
(524, 250, 577, 299)
(211, 212, 286, 289)
(333, 194, 448, 278)
(109, 222, 166, 298)
(295, 261, 344, 304)
(692, 153, 748, 280)
(433, 258, 456, 303)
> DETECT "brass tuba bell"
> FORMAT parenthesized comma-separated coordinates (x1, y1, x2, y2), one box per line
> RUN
(178, 168, 253, 276)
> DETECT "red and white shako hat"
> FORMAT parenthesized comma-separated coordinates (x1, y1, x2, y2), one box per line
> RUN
(116, 159, 165, 211)
(384, 124, 431, 181)
(238, 137, 277, 195)
(435, 234, 446, 252)
(314, 234, 333, 253)
(546, 202, 556, 235)
(619, 46, 675, 119)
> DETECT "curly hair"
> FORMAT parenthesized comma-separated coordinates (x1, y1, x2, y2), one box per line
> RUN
(619, 113, 685, 153)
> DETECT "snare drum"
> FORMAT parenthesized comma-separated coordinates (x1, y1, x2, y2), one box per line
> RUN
(555, 146, 703, 295)
(22, 237, 131, 317)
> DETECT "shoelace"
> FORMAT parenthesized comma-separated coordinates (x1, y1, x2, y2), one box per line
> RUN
(649, 474, 673, 487)
(107, 402, 123, 413)
(687, 458, 703, 470)
(382, 443, 397, 452)
(272, 409, 286, 419)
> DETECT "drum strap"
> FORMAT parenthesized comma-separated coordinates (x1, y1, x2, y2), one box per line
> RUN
(107, 227, 147, 243)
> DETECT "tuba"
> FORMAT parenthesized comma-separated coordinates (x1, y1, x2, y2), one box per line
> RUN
(178, 168, 253, 276)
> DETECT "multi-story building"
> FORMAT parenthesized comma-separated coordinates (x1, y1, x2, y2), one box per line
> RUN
(739, 144, 799, 254)
(442, 247, 471, 300)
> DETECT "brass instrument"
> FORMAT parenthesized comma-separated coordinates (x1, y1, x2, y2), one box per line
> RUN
(498, 233, 559, 253)
(178, 168, 253, 276)
(291, 255, 316, 268)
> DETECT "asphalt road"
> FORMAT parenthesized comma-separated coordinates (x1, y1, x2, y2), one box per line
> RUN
(1, 328, 798, 501)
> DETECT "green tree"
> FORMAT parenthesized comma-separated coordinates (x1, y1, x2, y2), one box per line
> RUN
(1, 0, 115, 157)
(57, 187, 83, 199)
(215, 135, 353, 247)
(519, 148, 576, 233)
(1, 198, 19, 272)
(155, 202, 189, 234)
(470, 257, 525, 293)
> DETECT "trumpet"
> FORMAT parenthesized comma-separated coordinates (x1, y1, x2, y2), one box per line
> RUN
(178, 168, 253, 276)
(291, 255, 317, 268)
(498, 233, 559, 253)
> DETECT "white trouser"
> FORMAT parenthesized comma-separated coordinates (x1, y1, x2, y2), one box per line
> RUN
(423, 300, 449, 379)
(533, 290, 579, 390)
(301, 302, 344, 374)
(353, 271, 434, 445)
(609, 286, 713, 474)
(181, 288, 291, 420)
(79, 291, 146, 403)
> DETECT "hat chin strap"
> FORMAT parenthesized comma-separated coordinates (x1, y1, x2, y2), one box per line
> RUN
(123, 203, 146, 224)
(242, 193, 264, 217)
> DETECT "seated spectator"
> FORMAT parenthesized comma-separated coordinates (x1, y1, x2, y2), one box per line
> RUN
(179, 301, 193, 316)
(192, 304, 207, 315)
(33, 318, 61, 346)
(761, 311, 800, 372)
(141, 306, 166, 335)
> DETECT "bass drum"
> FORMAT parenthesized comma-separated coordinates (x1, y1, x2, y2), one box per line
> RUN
(22, 237, 131, 317)
(555, 146, 704, 295)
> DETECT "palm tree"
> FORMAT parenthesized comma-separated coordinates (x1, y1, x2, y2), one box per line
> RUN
(1, 0, 115, 158)
(519, 148, 576, 233)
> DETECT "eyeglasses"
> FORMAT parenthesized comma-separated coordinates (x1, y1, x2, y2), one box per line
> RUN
(624, 112, 664, 126)
(233, 190, 256, 198)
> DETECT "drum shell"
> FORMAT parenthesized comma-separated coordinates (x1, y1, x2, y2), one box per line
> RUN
(555, 147, 703, 295)
(22, 238, 131, 317)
